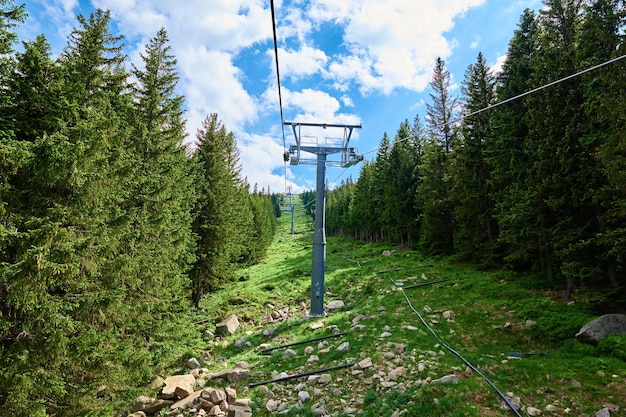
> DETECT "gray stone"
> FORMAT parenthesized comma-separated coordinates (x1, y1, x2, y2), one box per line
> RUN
(161, 374, 196, 399)
(228, 404, 252, 417)
(442, 310, 455, 319)
(263, 327, 276, 337)
(337, 342, 350, 352)
(327, 300, 345, 310)
(186, 357, 201, 369)
(171, 390, 203, 410)
(298, 390, 311, 402)
(284, 349, 297, 358)
(131, 396, 174, 414)
(234, 337, 248, 347)
(382, 250, 392, 256)
(318, 374, 332, 384)
(266, 399, 279, 412)
(595, 408, 611, 417)
(527, 406, 542, 416)
(357, 357, 373, 369)
(432, 374, 458, 385)
(210, 367, 250, 383)
(216, 315, 240, 336)
(313, 407, 327, 416)
(576, 314, 626, 344)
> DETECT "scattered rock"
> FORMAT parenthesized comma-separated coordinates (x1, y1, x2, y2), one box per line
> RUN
(263, 327, 276, 337)
(131, 396, 174, 414)
(357, 358, 373, 369)
(187, 358, 202, 369)
(382, 250, 393, 256)
(298, 391, 311, 402)
(431, 374, 458, 385)
(161, 374, 196, 399)
(318, 374, 332, 384)
(310, 321, 325, 330)
(595, 408, 611, 417)
(527, 406, 542, 416)
(216, 315, 240, 336)
(228, 404, 252, 417)
(284, 349, 297, 358)
(327, 300, 345, 310)
(337, 342, 350, 352)
(171, 390, 203, 410)
(380, 331, 392, 338)
(210, 365, 250, 383)
(442, 310, 455, 319)
(576, 314, 626, 344)
(266, 399, 279, 412)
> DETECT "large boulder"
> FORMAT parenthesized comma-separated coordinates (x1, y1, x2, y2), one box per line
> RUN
(161, 374, 196, 399)
(216, 314, 240, 336)
(575, 314, 626, 344)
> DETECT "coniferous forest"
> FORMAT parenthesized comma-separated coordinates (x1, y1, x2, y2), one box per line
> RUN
(0, 3, 277, 415)
(326, 1, 625, 300)
(1, 0, 625, 415)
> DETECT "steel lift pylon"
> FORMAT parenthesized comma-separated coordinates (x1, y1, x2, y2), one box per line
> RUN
(284, 121, 363, 317)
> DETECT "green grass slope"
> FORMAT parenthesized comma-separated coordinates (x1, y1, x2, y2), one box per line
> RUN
(191, 211, 625, 417)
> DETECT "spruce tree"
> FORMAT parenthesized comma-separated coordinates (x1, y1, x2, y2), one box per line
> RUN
(190, 114, 245, 307)
(127, 26, 195, 336)
(1, 10, 137, 414)
(426, 57, 458, 153)
(418, 58, 457, 253)
(488, 9, 538, 269)
(453, 52, 497, 263)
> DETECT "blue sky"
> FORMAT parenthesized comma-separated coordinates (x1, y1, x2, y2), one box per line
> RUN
(21, 0, 542, 193)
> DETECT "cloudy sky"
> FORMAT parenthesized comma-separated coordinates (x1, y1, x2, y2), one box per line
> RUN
(21, 0, 542, 193)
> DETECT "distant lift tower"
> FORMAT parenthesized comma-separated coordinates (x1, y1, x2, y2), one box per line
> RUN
(284, 121, 363, 317)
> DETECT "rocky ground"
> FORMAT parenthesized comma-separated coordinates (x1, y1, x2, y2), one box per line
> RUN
(126, 298, 620, 417)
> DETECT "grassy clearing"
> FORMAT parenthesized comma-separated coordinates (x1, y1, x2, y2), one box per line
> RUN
(189, 211, 625, 416)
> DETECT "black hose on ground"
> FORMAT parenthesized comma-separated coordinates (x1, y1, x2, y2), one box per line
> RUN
(399, 289, 524, 417)
(259, 332, 347, 354)
(248, 362, 355, 387)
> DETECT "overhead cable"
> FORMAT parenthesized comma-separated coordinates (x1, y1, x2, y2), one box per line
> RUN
(361, 53, 626, 158)
(270, 0, 288, 193)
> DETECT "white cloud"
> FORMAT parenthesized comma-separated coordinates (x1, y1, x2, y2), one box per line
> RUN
(179, 48, 257, 142)
(306, 0, 486, 94)
(88, 0, 272, 142)
(470, 35, 481, 49)
(341, 95, 354, 107)
(491, 53, 508, 74)
(283, 88, 341, 120)
(238, 133, 304, 193)
(275, 45, 328, 80)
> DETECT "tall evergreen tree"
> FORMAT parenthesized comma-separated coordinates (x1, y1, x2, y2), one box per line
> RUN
(453, 52, 497, 262)
(190, 114, 245, 307)
(417, 137, 454, 254)
(488, 8, 539, 269)
(577, 0, 625, 288)
(524, 0, 589, 291)
(126, 26, 195, 334)
(426, 57, 458, 153)
(1, 10, 137, 415)
(418, 58, 457, 253)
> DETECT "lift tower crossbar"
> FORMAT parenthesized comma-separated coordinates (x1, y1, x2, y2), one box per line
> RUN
(284, 121, 363, 317)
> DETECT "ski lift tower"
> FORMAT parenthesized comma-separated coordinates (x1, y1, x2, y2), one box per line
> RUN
(284, 121, 363, 317)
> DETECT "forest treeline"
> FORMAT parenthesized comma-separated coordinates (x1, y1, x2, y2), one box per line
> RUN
(326, 0, 625, 298)
(0, 3, 278, 415)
